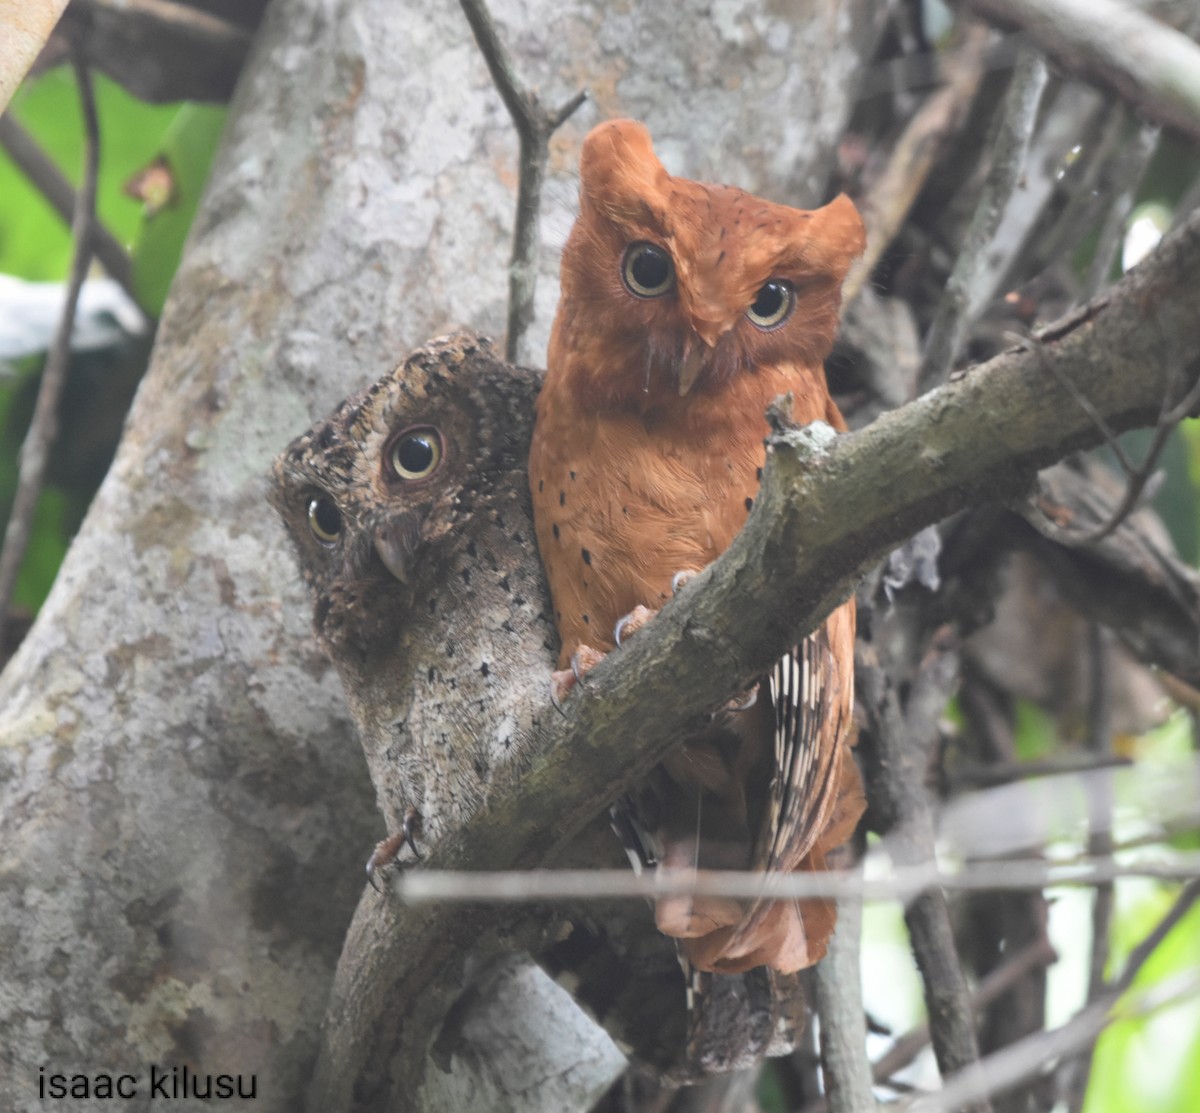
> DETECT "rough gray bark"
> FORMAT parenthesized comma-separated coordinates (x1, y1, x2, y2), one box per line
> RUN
(0, 1, 889, 1111)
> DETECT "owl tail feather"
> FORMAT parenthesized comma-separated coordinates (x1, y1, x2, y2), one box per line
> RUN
(658, 753, 865, 975)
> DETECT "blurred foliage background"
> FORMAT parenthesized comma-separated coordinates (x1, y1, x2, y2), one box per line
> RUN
(0, 66, 223, 625)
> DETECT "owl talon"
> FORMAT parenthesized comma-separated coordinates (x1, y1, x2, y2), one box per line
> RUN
(366, 807, 423, 892)
(550, 669, 575, 713)
(671, 569, 700, 595)
(549, 646, 606, 709)
(614, 605, 656, 647)
(726, 685, 759, 713)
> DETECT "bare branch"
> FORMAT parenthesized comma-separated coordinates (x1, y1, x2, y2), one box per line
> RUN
(845, 24, 991, 305)
(0, 114, 142, 311)
(1082, 113, 1161, 298)
(815, 854, 879, 1113)
(870, 934, 1058, 1094)
(902, 880, 1200, 1113)
(0, 52, 98, 624)
(1020, 328, 1200, 545)
(459, 0, 586, 364)
(1062, 626, 1115, 1113)
(393, 852, 1200, 906)
(963, 0, 1200, 142)
(859, 628, 990, 1108)
(60, 0, 253, 103)
(947, 753, 1131, 789)
(917, 45, 1049, 393)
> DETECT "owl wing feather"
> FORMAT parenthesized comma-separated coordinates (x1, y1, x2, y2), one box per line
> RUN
(764, 631, 844, 874)
(724, 627, 847, 960)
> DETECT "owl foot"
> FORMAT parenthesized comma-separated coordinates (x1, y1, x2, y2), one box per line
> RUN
(613, 568, 698, 647)
(366, 806, 424, 892)
(671, 569, 699, 594)
(614, 605, 656, 646)
(725, 685, 759, 713)
(549, 645, 607, 710)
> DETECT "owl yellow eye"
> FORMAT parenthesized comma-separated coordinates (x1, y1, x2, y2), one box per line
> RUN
(622, 243, 675, 298)
(746, 280, 794, 329)
(388, 427, 443, 480)
(307, 496, 342, 544)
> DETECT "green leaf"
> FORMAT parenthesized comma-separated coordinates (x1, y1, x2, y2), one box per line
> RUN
(0, 69, 181, 284)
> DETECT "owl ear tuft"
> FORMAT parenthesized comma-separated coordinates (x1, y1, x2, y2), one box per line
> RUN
(578, 119, 670, 223)
(806, 193, 867, 281)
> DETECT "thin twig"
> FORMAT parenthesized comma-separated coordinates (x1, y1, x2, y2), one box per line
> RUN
(873, 934, 1058, 1094)
(1016, 330, 1200, 545)
(392, 853, 1200, 906)
(801, 928, 1059, 1113)
(458, 0, 586, 364)
(0, 115, 141, 312)
(918, 45, 1048, 393)
(1063, 626, 1115, 1113)
(0, 53, 98, 626)
(815, 852, 879, 1113)
(1082, 113, 1161, 298)
(860, 626, 992, 1112)
(845, 23, 990, 306)
(946, 753, 1131, 789)
(901, 880, 1200, 1113)
(902, 969, 1200, 1113)
(965, 0, 1200, 144)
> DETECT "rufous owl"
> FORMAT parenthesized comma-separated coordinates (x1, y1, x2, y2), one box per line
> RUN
(530, 119, 867, 975)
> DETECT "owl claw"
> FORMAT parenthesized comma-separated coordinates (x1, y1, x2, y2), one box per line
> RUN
(671, 569, 699, 595)
(549, 646, 606, 709)
(727, 685, 759, 713)
(614, 605, 656, 647)
(366, 807, 423, 892)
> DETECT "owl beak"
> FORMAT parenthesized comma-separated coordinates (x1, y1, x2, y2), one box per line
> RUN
(373, 515, 420, 583)
(677, 321, 727, 395)
(677, 343, 706, 396)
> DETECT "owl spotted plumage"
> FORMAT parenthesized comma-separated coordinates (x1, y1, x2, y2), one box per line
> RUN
(530, 119, 866, 975)
(270, 331, 553, 850)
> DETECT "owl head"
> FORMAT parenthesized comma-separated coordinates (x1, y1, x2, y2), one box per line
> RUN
(556, 118, 865, 407)
(269, 331, 539, 664)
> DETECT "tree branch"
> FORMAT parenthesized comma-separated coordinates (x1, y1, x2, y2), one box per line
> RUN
(846, 24, 990, 306)
(311, 204, 1200, 1110)
(0, 114, 141, 309)
(963, 0, 1200, 143)
(0, 51, 97, 624)
(459, 0, 586, 364)
(917, 45, 1048, 392)
(859, 627, 989, 1111)
(815, 851, 878, 1113)
(902, 880, 1200, 1112)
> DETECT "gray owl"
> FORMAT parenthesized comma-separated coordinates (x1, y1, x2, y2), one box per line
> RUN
(269, 331, 555, 852)
(270, 330, 806, 1083)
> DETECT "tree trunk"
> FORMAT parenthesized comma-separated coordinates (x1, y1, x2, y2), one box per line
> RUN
(0, 1, 887, 1110)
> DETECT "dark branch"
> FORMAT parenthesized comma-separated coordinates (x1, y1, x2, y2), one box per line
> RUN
(0, 114, 141, 312)
(905, 880, 1200, 1112)
(459, 0, 586, 363)
(859, 627, 989, 1110)
(963, 0, 1200, 143)
(0, 53, 98, 624)
(917, 44, 1048, 393)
